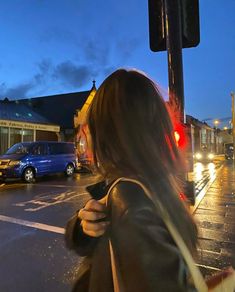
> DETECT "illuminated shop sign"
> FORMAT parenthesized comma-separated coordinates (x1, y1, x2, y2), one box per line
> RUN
(0, 119, 60, 132)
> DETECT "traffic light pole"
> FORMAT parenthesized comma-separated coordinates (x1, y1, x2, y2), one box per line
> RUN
(164, 0, 185, 123)
(231, 92, 235, 164)
(164, 0, 195, 203)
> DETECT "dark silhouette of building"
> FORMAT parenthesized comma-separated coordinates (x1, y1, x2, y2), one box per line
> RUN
(19, 89, 93, 142)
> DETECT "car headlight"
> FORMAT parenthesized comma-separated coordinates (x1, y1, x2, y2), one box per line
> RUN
(208, 153, 214, 160)
(195, 153, 202, 159)
(9, 160, 21, 166)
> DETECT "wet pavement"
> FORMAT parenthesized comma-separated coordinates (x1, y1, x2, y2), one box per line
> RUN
(194, 160, 235, 276)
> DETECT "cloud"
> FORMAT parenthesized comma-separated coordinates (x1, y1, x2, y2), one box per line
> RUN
(83, 40, 109, 66)
(38, 26, 142, 88)
(0, 32, 142, 99)
(53, 61, 95, 88)
(40, 25, 141, 66)
(0, 59, 52, 99)
(34, 59, 53, 84)
(0, 83, 34, 99)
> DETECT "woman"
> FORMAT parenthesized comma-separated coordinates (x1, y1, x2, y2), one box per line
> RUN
(66, 69, 198, 291)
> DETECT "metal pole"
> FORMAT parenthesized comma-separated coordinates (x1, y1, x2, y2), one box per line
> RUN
(164, 0, 185, 123)
(164, 0, 195, 203)
(231, 92, 235, 163)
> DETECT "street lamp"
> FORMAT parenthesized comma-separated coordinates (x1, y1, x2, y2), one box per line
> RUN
(213, 120, 220, 155)
(214, 120, 220, 128)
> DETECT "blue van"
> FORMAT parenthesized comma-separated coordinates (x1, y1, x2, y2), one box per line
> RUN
(0, 141, 77, 183)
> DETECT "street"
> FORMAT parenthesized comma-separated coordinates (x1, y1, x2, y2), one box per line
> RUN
(0, 172, 97, 292)
(0, 158, 224, 291)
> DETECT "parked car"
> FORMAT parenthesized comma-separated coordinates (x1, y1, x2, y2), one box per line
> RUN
(0, 141, 77, 183)
(194, 149, 215, 162)
(224, 143, 234, 160)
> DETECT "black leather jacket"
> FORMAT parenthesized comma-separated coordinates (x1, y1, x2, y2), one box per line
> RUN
(65, 181, 196, 292)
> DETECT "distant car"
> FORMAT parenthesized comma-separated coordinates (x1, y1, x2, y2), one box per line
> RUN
(224, 143, 234, 160)
(194, 150, 215, 162)
(0, 141, 77, 183)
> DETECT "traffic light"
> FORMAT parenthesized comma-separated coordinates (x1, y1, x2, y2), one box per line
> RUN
(148, 0, 200, 52)
(148, 0, 165, 52)
(174, 123, 187, 149)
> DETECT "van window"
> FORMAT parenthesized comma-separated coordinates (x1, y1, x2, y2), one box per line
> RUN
(31, 144, 47, 155)
(48, 143, 74, 155)
(6, 143, 30, 155)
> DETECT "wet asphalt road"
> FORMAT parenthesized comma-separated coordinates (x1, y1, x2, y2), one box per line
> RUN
(0, 159, 223, 291)
(0, 172, 97, 292)
(195, 161, 235, 275)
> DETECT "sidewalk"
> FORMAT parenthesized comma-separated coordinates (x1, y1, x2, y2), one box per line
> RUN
(194, 161, 235, 276)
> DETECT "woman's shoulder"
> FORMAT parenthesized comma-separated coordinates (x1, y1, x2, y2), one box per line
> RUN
(108, 179, 155, 214)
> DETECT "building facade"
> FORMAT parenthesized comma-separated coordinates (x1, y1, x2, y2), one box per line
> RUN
(19, 90, 91, 142)
(0, 84, 94, 155)
(0, 98, 60, 154)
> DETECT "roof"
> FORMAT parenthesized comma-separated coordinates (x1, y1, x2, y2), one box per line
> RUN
(19, 91, 90, 129)
(0, 99, 52, 124)
(186, 115, 212, 130)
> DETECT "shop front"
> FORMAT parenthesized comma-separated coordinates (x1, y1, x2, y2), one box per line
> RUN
(0, 119, 60, 154)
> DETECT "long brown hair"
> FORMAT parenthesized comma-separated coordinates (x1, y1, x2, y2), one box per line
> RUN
(87, 69, 198, 252)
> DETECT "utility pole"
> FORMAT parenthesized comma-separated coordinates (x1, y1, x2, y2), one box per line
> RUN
(231, 92, 235, 163)
(164, 0, 185, 123)
(148, 0, 200, 204)
(164, 0, 194, 203)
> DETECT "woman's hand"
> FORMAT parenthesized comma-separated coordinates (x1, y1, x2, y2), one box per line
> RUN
(78, 199, 109, 237)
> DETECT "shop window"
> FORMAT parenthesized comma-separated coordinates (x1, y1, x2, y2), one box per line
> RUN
(36, 130, 58, 141)
(201, 128, 207, 144)
(0, 127, 9, 154)
(10, 128, 21, 147)
(22, 129, 34, 142)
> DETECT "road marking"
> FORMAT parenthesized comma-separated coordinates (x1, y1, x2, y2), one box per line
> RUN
(196, 263, 221, 272)
(34, 184, 86, 188)
(14, 191, 89, 211)
(191, 163, 224, 214)
(0, 183, 26, 190)
(0, 214, 65, 234)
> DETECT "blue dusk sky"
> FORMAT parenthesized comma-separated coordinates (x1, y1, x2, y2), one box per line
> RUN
(0, 1, 234, 127)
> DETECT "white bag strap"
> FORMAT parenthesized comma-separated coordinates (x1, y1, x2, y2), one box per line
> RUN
(109, 239, 124, 292)
(106, 177, 208, 292)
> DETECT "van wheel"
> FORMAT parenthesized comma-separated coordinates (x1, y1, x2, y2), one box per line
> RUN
(65, 164, 74, 176)
(23, 167, 35, 183)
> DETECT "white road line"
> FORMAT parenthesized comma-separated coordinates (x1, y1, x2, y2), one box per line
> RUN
(34, 184, 86, 188)
(196, 264, 221, 272)
(0, 214, 65, 234)
(14, 191, 88, 211)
